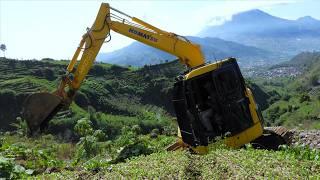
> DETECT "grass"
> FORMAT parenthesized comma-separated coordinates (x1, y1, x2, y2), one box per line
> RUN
(39, 143, 320, 179)
(1, 134, 319, 179)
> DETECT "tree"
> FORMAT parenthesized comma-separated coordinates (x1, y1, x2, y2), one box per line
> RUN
(0, 44, 7, 57)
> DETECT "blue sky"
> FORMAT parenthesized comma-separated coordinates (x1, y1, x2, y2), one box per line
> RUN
(0, 0, 319, 60)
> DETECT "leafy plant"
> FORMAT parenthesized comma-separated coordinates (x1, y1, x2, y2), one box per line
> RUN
(74, 118, 93, 137)
(279, 144, 320, 161)
(0, 156, 33, 179)
(10, 117, 28, 136)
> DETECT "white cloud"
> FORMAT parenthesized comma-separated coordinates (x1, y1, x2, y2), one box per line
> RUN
(191, 0, 297, 33)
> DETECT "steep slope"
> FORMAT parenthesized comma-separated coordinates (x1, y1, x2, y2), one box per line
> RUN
(199, 9, 320, 58)
(252, 52, 320, 128)
(39, 145, 320, 179)
(97, 36, 274, 67)
(0, 58, 269, 131)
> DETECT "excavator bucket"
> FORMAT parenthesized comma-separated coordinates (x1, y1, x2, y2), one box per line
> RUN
(22, 92, 62, 135)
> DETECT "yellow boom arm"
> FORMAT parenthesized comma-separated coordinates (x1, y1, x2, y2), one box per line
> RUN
(62, 3, 205, 94)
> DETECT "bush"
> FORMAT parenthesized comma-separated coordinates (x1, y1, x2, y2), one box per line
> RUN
(282, 94, 291, 101)
(266, 106, 280, 123)
(132, 125, 142, 135)
(74, 118, 93, 137)
(75, 135, 100, 160)
(299, 94, 311, 103)
(113, 141, 153, 163)
(91, 65, 106, 76)
(74, 91, 90, 108)
(43, 68, 55, 81)
(310, 75, 320, 86)
(93, 130, 106, 142)
(10, 117, 28, 136)
(0, 156, 33, 178)
(279, 145, 320, 161)
(150, 129, 160, 138)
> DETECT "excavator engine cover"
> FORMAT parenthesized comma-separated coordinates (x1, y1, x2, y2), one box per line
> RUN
(22, 92, 62, 134)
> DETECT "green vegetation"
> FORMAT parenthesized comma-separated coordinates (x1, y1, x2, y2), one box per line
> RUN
(1, 53, 320, 178)
(1, 134, 319, 179)
(251, 52, 320, 128)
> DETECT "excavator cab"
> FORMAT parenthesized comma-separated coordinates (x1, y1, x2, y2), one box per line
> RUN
(172, 58, 264, 153)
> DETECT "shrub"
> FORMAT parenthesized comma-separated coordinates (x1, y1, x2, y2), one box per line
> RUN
(74, 91, 90, 108)
(299, 94, 311, 103)
(74, 118, 93, 137)
(132, 125, 142, 135)
(0, 156, 33, 178)
(91, 65, 106, 76)
(279, 145, 320, 161)
(43, 68, 55, 81)
(112, 141, 153, 163)
(93, 130, 106, 142)
(310, 75, 320, 86)
(282, 94, 291, 101)
(75, 136, 100, 160)
(150, 129, 160, 138)
(10, 117, 28, 136)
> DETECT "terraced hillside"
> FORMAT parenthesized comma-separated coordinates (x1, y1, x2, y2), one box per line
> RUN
(0, 57, 320, 178)
(249, 52, 320, 128)
(0, 58, 273, 132)
(0, 58, 182, 139)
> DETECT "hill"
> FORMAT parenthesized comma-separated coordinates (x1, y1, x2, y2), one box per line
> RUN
(0, 58, 185, 139)
(97, 36, 274, 67)
(250, 52, 320, 128)
(199, 9, 320, 59)
(0, 57, 320, 178)
(0, 58, 271, 133)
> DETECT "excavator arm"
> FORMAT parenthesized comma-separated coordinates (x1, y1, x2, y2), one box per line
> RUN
(68, 3, 204, 91)
(22, 3, 205, 134)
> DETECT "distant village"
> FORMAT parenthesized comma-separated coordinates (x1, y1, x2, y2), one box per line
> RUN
(244, 66, 303, 79)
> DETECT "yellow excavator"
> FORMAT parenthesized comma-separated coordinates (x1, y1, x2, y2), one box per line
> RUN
(22, 3, 289, 154)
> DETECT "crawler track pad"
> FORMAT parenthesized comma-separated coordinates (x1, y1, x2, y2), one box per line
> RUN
(22, 92, 62, 134)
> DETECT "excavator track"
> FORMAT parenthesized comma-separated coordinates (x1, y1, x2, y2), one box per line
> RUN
(167, 126, 295, 152)
(251, 126, 294, 150)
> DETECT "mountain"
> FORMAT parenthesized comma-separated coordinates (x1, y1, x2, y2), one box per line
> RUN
(97, 36, 275, 67)
(199, 9, 320, 58)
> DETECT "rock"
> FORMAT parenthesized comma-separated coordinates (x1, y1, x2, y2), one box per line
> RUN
(45, 167, 60, 174)
(299, 133, 307, 138)
(310, 143, 315, 149)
